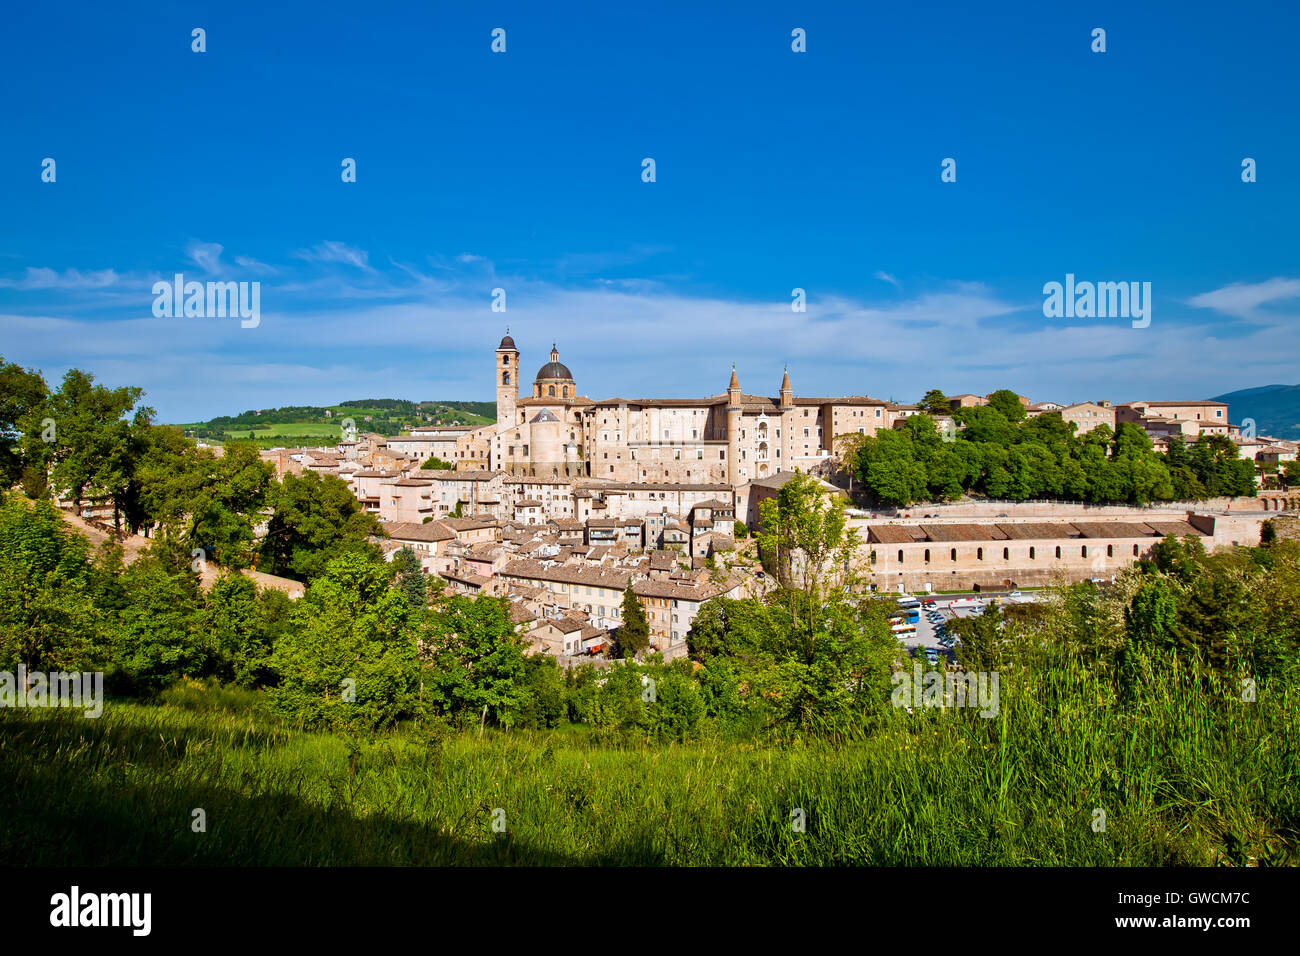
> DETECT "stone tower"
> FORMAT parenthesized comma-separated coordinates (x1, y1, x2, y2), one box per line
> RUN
(779, 366, 795, 469)
(496, 332, 519, 428)
(726, 365, 742, 486)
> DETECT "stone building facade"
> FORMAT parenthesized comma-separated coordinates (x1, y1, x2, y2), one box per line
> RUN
(479, 334, 896, 486)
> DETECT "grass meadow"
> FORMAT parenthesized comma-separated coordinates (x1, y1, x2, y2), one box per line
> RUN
(2, 654, 1295, 866)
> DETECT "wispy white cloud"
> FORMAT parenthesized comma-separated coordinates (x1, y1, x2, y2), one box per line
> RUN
(233, 255, 280, 275)
(6, 257, 1299, 421)
(185, 240, 224, 274)
(0, 267, 120, 290)
(1187, 277, 1300, 320)
(291, 241, 373, 271)
(874, 270, 901, 291)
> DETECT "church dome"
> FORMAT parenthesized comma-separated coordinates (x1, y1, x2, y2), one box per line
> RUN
(534, 343, 573, 382)
(498, 334, 516, 350)
(535, 360, 573, 381)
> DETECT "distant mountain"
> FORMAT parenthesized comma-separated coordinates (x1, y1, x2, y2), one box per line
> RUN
(1211, 384, 1300, 441)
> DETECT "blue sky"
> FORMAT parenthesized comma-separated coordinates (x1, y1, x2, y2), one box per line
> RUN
(2, 0, 1298, 422)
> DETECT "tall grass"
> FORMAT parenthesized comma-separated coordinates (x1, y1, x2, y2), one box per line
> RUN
(1, 653, 1295, 865)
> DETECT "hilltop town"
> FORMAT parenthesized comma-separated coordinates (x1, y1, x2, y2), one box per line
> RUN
(233, 334, 1298, 664)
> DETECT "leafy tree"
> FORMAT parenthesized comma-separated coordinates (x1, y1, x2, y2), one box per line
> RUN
(391, 546, 429, 609)
(0, 494, 102, 673)
(269, 550, 421, 728)
(419, 456, 455, 471)
(201, 572, 278, 686)
(23, 369, 145, 517)
(759, 471, 859, 624)
(105, 552, 207, 693)
(260, 470, 381, 581)
(986, 389, 1026, 423)
(618, 583, 650, 657)
(423, 594, 527, 727)
(0, 358, 48, 487)
(918, 389, 950, 416)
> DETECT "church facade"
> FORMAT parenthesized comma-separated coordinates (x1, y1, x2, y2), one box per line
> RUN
(460, 334, 897, 486)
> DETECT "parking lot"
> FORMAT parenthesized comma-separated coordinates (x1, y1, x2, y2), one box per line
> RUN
(896, 592, 1038, 661)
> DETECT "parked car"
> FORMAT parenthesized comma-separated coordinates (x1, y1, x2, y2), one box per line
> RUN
(922, 599, 937, 609)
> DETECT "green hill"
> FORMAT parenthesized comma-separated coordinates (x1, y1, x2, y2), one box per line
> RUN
(1211, 384, 1300, 441)
(175, 399, 496, 447)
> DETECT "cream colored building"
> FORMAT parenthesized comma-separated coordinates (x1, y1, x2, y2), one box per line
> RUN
(483, 334, 896, 487)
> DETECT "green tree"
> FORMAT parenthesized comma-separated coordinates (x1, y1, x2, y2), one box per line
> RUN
(986, 389, 1026, 423)
(0, 494, 102, 673)
(423, 594, 527, 727)
(268, 550, 421, 728)
(618, 583, 650, 657)
(24, 369, 145, 517)
(0, 358, 48, 488)
(918, 389, 950, 416)
(260, 470, 381, 581)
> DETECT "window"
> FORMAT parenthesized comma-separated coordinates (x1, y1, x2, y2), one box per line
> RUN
(924, 549, 931, 563)
(1055, 546, 1062, 559)
(1002, 547, 1009, 560)
(502, 371, 510, 385)
(503, 355, 510, 366)
(951, 548, 957, 561)
(1030, 547, 1036, 559)
(1107, 545, 1114, 557)
(1133, 544, 1140, 556)
(977, 548, 983, 561)
(897, 550, 904, 563)
(1081, 545, 1088, 558)
(548, 386, 555, 397)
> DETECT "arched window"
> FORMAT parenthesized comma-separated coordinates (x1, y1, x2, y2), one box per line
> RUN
(1029, 547, 1036, 560)
(1133, 544, 1140, 556)
(897, 550, 904, 563)
(1081, 545, 1088, 558)
(924, 549, 931, 563)
(1002, 547, 1009, 560)
(548, 385, 555, 397)
(1107, 545, 1114, 557)
(502, 371, 510, 385)
(977, 547, 983, 561)
(562, 386, 569, 398)
(1055, 546, 1062, 559)
(503, 355, 510, 366)
(951, 548, 957, 561)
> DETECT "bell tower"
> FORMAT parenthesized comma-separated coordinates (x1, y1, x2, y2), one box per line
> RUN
(496, 330, 519, 428)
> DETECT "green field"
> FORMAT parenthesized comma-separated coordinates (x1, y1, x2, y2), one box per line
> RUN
(174, 399, 496, 448)
(2, 660, 1295, 866)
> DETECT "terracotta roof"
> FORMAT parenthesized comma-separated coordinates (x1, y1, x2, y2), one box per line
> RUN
(499, 559, 633, 589)
(381, 520, 456, 543)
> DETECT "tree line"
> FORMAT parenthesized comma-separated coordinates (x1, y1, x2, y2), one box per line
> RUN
(838, 389, 1257, 507)
(1, 358, 381, 577)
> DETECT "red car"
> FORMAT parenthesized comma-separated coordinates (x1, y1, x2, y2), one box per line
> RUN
(922, 599, 938, 609)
